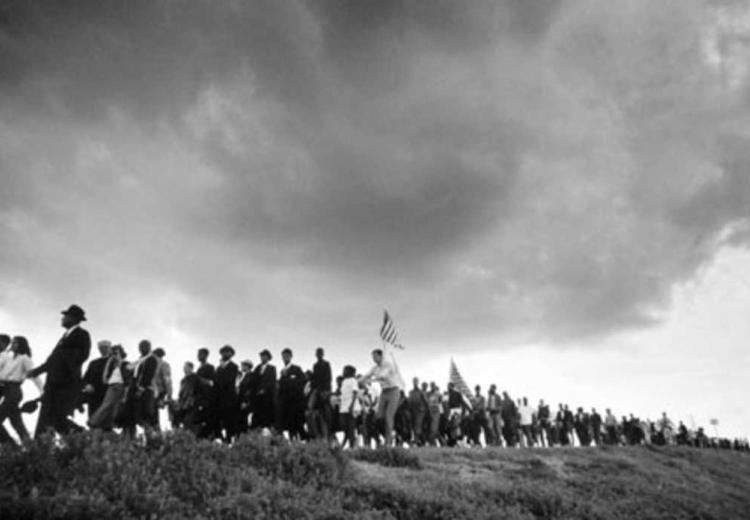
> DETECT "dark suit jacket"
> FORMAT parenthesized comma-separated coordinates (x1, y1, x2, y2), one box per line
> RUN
(253, 363, 276, 398)
(83, 356, 109, 404)
(213, 361, 239, 403)
(278, 363, 306, 402)
(30, 326, 91, 389)
(135, 354, 158, 391)
(238, 371, 256, 407)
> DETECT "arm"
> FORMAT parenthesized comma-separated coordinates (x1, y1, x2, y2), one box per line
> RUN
(23, 357, 44, 395)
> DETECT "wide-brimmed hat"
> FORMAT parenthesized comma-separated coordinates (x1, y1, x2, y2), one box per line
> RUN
(259, 349, 272, 360)
(61, 304, 86, 322)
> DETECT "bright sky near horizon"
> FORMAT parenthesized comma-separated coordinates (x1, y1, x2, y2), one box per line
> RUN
(1, 1, 749, 438)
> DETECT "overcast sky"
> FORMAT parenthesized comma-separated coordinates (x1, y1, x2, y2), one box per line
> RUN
(1, 0, 749, 437)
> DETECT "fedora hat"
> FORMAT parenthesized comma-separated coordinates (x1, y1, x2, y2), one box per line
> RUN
(61, 304, 86, 321)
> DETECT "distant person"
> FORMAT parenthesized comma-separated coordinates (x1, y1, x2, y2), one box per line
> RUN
(172, 361, 201, 435)
(81, 340, 112, 421)
(518, 397, 535, 447)
(0, 334, 11, 352)
(251, 349, 276, 430)
(0, 336, 43, 443)
(339, 365, 360, 448)
(469, 385, 488, 447)
(590, 408, 602, 446)
(237, 360, 255, 434)
(486, 385, 503, 446)
(427, 382, 443, 446)
(604, 408, 618, 445)
(88, 344, 128, 431)
(362, 348, 402, 447)
(537, 399, 551, 447)
(213, 345, 239, 441)
(153, 348, 173, 414)
(195, 348, 216, 438)
(500, 391, 518, 447)
(29, 305, 91, 437)
(130, 340, 159, 435)
(574, 407, 591, 446)
(407, 378, 428, 446)
(277, 348, 306, 440)
(307, 347, 332, 440)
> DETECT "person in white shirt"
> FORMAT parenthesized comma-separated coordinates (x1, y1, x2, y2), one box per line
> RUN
(0, 336, 43, 444)
(339, 365, 360, 448)
(88, 345, 127, 431)
(518, 397, 536, 447)
(362, 349, 401, 447)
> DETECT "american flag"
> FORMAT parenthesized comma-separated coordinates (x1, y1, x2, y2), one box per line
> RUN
(380, 310, 404, 349)
(449, 358, 474, 409)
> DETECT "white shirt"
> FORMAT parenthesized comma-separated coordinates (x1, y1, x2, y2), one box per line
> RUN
(364, 360, 401, 390)
(519, 405, 535, 426)
(0, 351, 43, 392)
(339, 377, 360, 413)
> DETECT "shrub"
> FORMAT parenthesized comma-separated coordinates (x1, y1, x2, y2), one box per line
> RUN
(348, 447, 422, 469)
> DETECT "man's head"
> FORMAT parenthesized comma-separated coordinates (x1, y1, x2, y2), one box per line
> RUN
(60, 304, 86, 328)
(138, 340, 151, 356)
(522, 397, 528, 406)
(197, 348, 209, 363)
(153, 348, 166, 359)
(315, 347, 325, 360)
(240, 360, 253, 373)
(259, 349, 271, 364)
(97, 340, 112, 357)
(412, 377, 419, 388)
(489, 384, 497, 394)
(371, 348, 383, 365)
(183, 361, 194, 375)
(447, 382, 455, 390)
(475, 385, 481, 395)
(0, 334, 10, 351)
(219, 345, 235, 361)
(281, 348, 292, 365)
(421, 381, 428, 392)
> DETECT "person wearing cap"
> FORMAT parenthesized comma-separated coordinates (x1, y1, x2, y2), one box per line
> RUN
(28, 304, 92, 437)
(251, 349, 276, 430)
(81, 340, 112, 420)
(213, 345, 239, 442)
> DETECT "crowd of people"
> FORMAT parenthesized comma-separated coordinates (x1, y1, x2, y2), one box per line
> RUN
(0, 305, 748, 454)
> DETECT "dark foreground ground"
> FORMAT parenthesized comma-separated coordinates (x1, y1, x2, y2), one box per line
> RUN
(0, 431, 748, 519)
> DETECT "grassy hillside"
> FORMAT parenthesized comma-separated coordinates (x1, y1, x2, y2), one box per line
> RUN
(1, 432, 748, 519)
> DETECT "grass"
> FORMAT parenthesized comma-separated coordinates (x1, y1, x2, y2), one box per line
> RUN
(0, 431, 748, 519)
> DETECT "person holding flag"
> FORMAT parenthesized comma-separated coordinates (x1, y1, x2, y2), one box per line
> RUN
(362, 348, 402, 447)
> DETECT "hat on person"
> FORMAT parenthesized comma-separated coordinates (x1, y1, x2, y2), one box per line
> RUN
(219, 345, 235, 357)
(61, 304, 86, 322)
(240, 359, 253, 367)
(259, 349, 272, 360)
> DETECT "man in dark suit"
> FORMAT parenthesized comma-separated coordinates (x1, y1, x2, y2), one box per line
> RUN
(307, 347, 332, 439)
(29, 304, 91, 437)
(213, 345, 239, 442)
(251, 349, 276, 430)
(277, 348, 307, 440)
(81, 340, 112, 420)
(129, 339, 159, 435)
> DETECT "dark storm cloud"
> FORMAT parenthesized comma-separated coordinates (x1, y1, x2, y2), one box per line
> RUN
(1, 0, 749, 348)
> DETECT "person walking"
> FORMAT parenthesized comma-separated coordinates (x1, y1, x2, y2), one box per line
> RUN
(88, 345, 128, 431)
(81, 340, 112, 421)
(362, 349, 402, 447)
(0, 336, 43, 443)
(29, 305, 91, 437)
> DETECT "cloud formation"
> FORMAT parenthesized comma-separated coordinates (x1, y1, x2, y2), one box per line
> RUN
(1, 0, 749, 350)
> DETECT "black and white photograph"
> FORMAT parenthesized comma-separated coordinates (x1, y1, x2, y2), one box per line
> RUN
(0, 1, 749, 518)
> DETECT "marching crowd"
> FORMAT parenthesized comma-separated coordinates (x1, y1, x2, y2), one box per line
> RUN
(0, 304, 748, 453)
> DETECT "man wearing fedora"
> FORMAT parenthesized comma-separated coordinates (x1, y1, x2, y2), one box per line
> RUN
(29, 304, 92, 437)
(213, 345, 239, 441)
(251, 349, 276, 430)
